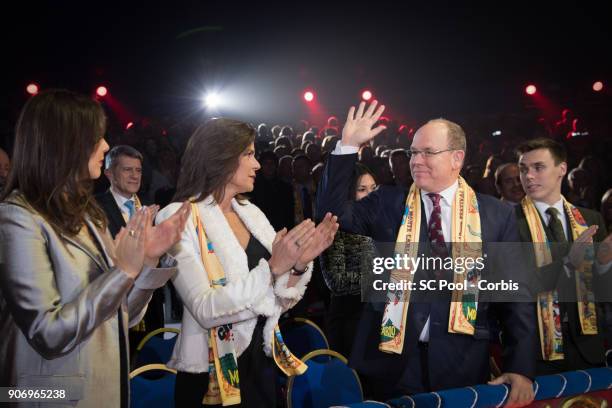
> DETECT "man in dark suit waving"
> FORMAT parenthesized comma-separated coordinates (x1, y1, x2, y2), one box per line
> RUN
(316, 101, 536, 407)
(515, 138, 612, 375)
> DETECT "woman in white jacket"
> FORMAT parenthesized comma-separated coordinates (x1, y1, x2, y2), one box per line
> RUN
(157, 118, 338, 407)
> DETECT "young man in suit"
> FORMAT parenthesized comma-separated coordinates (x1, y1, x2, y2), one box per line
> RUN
(515, 138, 612, 375)
(96, 145, 164, 358)
(316, 101, 536, 407)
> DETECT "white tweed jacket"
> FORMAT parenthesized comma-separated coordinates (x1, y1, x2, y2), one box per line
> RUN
(156, 196, 312, 373)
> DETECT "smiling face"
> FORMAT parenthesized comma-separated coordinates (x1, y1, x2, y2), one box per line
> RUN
(226, 143, 260, 194)
(88, 138, 110, 179)
(519, 148, 566, 205)
(410, 122, 464, 192)
(105, 155, 142, 197)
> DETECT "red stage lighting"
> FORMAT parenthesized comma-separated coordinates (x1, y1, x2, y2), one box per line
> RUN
(362, 90, 373, 101)
(126, 122, 134, 130)
(593, 81, 603, 92)
(525, 85, 537, 95)
(96, 86, 108, 97)
(26, 83, 39, 95)
(303, 91, 314, 102)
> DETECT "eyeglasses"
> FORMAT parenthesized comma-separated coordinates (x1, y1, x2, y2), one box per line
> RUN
(408, 148, 455, 158)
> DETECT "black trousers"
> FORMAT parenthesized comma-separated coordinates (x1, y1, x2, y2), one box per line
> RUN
(174, 317, 276, 408)
(326, 294, 363, 359)
(536, 322, 604, 375)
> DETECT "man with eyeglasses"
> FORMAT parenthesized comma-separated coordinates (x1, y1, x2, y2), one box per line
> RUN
(316, 101, 536, 406)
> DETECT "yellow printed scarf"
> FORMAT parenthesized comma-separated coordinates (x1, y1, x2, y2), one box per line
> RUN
(191, 204, 307, 406)
(379, 177, 483, 354)
(521, 197, 597, 361)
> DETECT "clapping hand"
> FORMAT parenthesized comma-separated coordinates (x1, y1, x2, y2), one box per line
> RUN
(113, 207, 147, 279)
(268, 219, 316, 277)
(294, 213, 339, 271)
(144, 201, 191, 266)
(596, 233, 612, 265)
(568, 225, 598, 268)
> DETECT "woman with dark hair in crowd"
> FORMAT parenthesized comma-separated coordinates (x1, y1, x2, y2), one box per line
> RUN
(319, 163, 378, 358)
(0, 89, 190, 407)
(156, 118, 339, 407)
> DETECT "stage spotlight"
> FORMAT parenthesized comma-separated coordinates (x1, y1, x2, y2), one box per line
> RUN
(203, 92, 221, 109)
(26, 83, 39, 95)
(593, 81, 603, 92)
(362, 90, 373, 101)
(303, 91, 314, 102)
(96, 86, 108, 97)
(525, 84, 537, 95)
(126, 122, 134, 130)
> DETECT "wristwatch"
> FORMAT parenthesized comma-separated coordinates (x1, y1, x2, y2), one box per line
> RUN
(291, 264, 309, 276)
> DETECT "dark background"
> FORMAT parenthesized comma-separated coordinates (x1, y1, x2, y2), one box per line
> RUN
(5, 1, 611, 147)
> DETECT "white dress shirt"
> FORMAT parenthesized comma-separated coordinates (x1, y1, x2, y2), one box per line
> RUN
(418, 181, 458, 342)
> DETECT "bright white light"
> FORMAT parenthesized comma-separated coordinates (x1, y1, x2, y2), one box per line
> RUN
(203, 92, 221, 109)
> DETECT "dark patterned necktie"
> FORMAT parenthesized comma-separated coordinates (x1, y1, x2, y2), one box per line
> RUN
(546, 207, 566, 242)
(546, 207, 569, 254)
(427, 193, 449, 261)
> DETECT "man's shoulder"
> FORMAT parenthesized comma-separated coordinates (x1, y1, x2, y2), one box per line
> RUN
(372, 184, 409, 207)
(94, 189, 113, 204)
(572, 205, 602, 224)
(571, 205, 606, 237)
(476, 193, 512, 215)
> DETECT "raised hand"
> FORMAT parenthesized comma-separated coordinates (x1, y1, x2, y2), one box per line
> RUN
(144, 201, 191, 266)
(294, 213, 339, 271)
(268, 219, 316, 277)
(342, 100, 387, 147)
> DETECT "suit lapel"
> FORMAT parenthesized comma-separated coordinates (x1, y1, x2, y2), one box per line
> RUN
(61, 227, 109, 272)
(102, 190, 127, 237)
(86, 218, 115, 268)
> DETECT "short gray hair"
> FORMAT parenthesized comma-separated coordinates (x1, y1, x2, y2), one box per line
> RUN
(104, 145, 143, 170)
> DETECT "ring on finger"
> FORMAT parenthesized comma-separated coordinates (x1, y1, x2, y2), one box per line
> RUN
(129, 229, 136, 238)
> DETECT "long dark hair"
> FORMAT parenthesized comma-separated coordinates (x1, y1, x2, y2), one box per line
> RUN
(173, 118, 256, 204)
(1, 89, 108, 235)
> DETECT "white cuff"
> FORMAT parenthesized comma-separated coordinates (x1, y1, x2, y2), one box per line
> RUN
(332, 141, 360, 155)
(273, 261, 313, 300)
